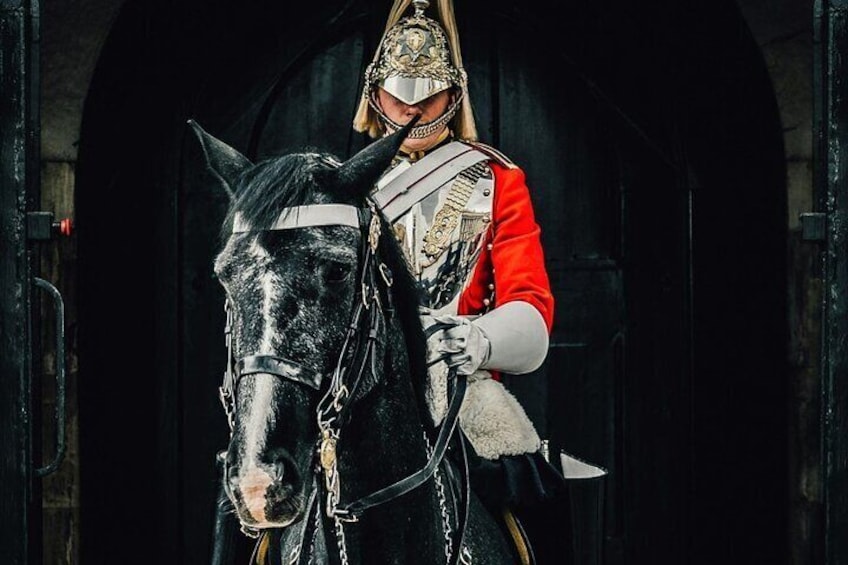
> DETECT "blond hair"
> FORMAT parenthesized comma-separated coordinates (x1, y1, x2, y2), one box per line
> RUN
(352, 0, 478, 141)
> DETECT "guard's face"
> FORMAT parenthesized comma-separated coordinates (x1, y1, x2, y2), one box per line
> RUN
(376, 87, 452, 125)
(376, 88, 453, 152)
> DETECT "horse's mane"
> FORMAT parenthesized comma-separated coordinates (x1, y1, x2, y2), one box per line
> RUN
(221, 148, 433, 428)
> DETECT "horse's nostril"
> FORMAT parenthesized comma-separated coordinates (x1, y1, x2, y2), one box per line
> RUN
(226, 457, 297, 494)
(263, 447, 297, 485)
(227, 470, 241, 493)
(273, 461, 286, 482)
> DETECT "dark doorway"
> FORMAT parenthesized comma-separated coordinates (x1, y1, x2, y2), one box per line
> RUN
(77, 1, 788, 563)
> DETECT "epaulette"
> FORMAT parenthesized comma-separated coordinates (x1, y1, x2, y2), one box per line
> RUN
(461, 140, 518, 170)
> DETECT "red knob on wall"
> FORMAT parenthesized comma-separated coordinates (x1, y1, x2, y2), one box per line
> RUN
(56, 218, 73, 237)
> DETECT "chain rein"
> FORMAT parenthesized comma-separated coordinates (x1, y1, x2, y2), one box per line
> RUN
(311, 205, 386, 565)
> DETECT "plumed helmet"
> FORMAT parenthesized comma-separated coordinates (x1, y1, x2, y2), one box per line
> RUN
(353, 0, 478, 141)
(367, 1, 462, 105)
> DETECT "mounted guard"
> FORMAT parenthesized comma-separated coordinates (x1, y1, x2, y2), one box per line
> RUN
(205, 1, 578, 563)
(354, 1, 573, 562)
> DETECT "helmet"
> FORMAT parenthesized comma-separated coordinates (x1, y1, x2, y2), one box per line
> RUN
(368, 1, 462, 106)
(354, 0, 477, 141)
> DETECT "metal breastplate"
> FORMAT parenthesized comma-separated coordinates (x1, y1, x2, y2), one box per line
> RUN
(376, 155, 494, 313)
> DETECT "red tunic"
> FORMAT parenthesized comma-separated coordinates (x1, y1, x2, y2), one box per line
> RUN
(456, 163, 555, 378)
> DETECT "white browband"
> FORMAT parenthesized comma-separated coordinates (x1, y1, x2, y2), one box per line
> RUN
(232, 204, 361, 233)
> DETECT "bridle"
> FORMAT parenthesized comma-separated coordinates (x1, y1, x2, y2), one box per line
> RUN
(218, 201, 472, 565)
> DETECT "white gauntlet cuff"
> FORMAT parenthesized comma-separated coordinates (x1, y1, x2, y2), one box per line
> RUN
(473, 300, 549, 374)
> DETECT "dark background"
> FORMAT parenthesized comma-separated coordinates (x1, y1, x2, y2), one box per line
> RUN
(73, 0, 789, 563)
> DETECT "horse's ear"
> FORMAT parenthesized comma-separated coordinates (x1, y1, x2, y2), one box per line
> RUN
(187, 119, 252, 202)
(334, 116, 420, 198)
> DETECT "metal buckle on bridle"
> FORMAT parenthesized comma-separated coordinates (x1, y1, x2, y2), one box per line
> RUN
(379, 262, 393, 288)
(361, 281, 372, 309)
(331, 508, 360, 523)
(332, 384, 349, 412)
(367, 202, 381, 252)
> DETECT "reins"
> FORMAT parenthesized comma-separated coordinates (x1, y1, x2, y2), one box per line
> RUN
(220, 201, 471, 565)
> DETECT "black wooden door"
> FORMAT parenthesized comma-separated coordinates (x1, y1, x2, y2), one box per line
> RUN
(77, 1, 789, 564)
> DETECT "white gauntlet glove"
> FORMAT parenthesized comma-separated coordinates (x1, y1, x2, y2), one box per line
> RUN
(420, 301, 549, 377)
(420, 312, 491, 376)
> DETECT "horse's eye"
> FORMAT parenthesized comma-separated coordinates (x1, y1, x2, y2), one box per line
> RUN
(324, 261, 352, 284)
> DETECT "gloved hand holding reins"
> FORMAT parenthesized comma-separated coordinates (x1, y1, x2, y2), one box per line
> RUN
(420, 301, 550, 377)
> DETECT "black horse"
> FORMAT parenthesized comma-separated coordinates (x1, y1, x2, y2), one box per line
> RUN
(190, 119, 517, 564)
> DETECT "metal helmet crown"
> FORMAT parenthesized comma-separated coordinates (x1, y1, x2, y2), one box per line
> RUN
(366, 0, 463, 105)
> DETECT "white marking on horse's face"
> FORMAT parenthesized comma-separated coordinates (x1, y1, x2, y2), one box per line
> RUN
(239, 465, 273, 523)
(232, 212, 250, 233)
(260, 271, 281, 354)
(247, 238, 284, 354)
(243, 373, 275, 472)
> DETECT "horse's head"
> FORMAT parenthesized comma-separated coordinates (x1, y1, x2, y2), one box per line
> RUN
(190, 120, 415, 529)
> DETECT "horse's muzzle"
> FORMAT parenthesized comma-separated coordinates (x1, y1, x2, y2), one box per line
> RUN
(225, 450, 304, 528)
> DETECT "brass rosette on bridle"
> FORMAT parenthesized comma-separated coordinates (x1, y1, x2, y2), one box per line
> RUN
(364, 1, 467, 138)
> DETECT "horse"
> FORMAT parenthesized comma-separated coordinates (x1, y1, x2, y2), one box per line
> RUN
(189, 119, 518, 565)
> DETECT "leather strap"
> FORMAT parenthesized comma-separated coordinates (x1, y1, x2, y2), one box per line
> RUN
(249, 531, 270, 565)
(373, 142, 471, 209)
(236, 355, 322, 390)
(293, 485, 319, 565)
(336, 366, 466, 517)
(374, 142, 489, 223)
